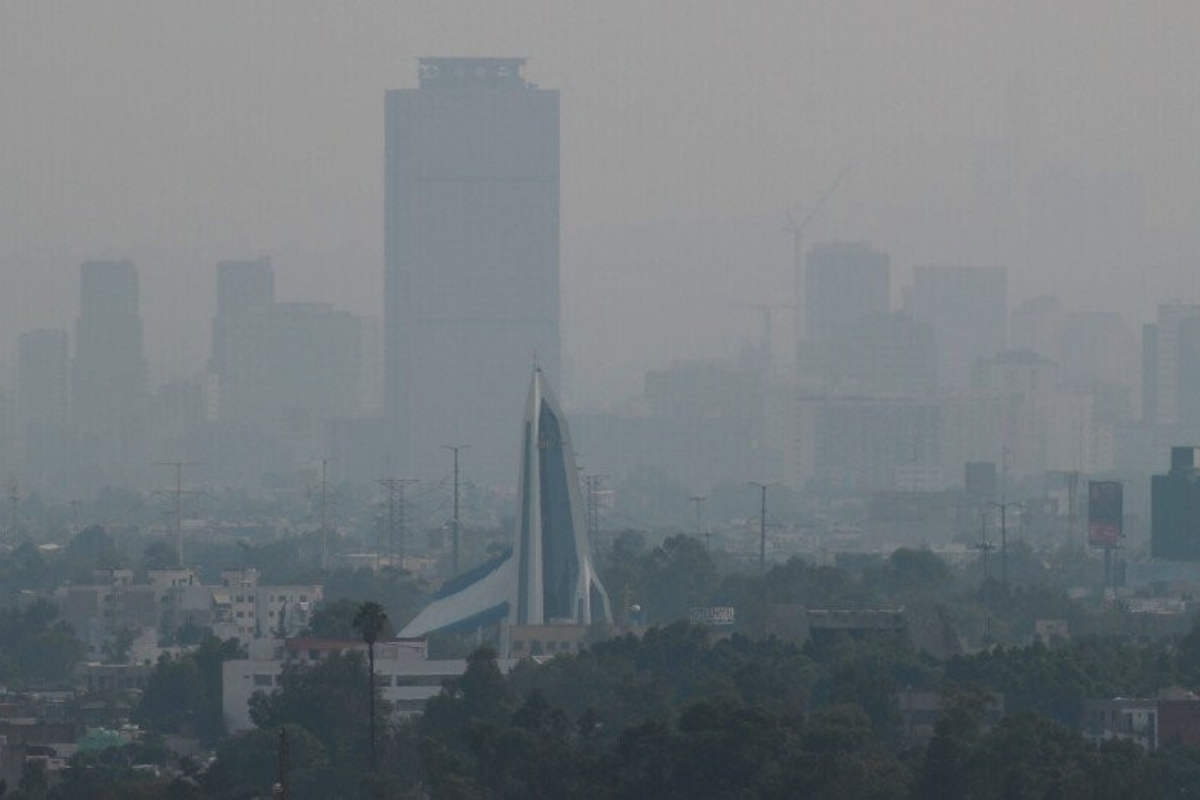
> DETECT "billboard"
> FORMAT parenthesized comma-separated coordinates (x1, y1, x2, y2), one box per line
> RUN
(1088, 481, 1123, 547)
(688, 607, 736, 626)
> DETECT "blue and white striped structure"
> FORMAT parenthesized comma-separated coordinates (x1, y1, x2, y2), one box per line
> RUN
(400, 368, 611, 637)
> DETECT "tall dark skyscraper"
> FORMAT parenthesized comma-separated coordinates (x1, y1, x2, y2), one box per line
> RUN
(72, 260, 149, 487)
(385, 57, 560, 482)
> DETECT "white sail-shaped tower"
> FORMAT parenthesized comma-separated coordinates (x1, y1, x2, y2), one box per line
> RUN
(400, 368, 611, 637)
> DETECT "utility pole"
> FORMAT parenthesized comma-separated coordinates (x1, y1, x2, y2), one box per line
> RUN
(319, 459, 330, 571)
(585, 475, 607, 540)
(275, 726, 289, 799)
(378, 478, 418, 568)
(154, 461, 201, 568)
(690, 495, 707, 549)
(749, 482, 773, 574)
(975, 509, 995, 644)
(988, 501, 1022, 593)
(442, 445, 469, 576)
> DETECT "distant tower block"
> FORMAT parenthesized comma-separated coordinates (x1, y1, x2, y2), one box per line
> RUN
(400, 368, 611, 637)
(384, 57, 561, 482)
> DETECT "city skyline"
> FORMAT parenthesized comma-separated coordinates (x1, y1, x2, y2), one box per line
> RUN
(2, 3, 1200, 407)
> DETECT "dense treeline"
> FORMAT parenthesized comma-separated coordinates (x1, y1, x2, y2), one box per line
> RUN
(11, 521, 1200, 797)
(149, 618, 1200, 799)
(0, 598, 84, 687)
(406, 625, 1200, 798)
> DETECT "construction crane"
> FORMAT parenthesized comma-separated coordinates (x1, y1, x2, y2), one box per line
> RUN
(785, 164, 855, 346)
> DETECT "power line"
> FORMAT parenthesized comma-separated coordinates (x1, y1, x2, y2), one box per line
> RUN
(442, 445, 469, 576)
(153, 461, 203, 567)
(584, 475, 607, 540)
(378, 478, 419, 568)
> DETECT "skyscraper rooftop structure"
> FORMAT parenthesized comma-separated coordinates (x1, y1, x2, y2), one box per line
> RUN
(400, 368, 611, 637)
(385, 57, 560, 483)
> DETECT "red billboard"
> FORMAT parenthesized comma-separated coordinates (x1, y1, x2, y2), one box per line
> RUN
(1088, 481, 1123, 547)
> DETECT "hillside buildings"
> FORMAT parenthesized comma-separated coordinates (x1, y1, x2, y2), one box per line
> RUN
(54, 567, 322, 657)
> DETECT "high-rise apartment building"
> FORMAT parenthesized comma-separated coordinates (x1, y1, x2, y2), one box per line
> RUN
(820, 312, 938, 397)
(72, 260, 149, 486)
(793, 395, 941, 492)
(903, 265, 1007, 389)
(211, 258, 275, 383)
(385, 57, 560, 482)
(1143, 304, 1200, 427)
(803, 241, 890, 343)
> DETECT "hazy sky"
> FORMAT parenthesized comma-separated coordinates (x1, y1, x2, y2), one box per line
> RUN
(2, 1, 1199, 404)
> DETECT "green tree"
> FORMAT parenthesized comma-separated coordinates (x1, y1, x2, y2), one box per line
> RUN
(250, 650, 385, 771)
(139, 540, 177, 572)
(18, 758, 47, 799)
(305, 597, 361, 638)
(638, 535, 718, 624)
(136, 636, 245, 742)
(205, 724, 329, 800)
(352, 601, 389, 772)
(101, 626, 138, 665)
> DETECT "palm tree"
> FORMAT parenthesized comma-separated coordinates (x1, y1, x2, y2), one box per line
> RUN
(352, 601, 389, 771)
